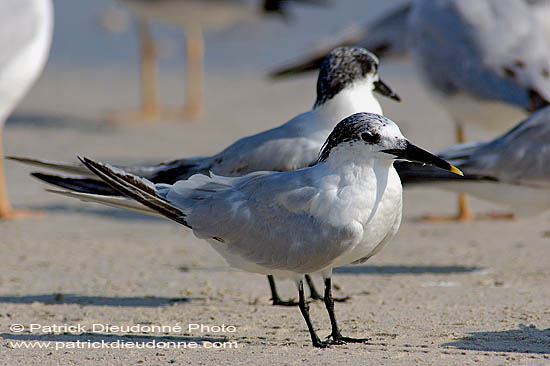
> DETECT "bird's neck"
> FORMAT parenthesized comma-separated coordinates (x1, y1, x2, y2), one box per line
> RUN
(314, 80, 383, 127)
(320, 147, 395, 185)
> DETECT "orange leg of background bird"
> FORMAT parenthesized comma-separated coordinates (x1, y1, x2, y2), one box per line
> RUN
(138, 19, 159, 119)
(422, 121, 472, 222)
(0, 130, 43, 220)
(422, 122, 515, 222)
(107, 20, 202, 123)
(0, 130, 12, 218)
(105, 19, 160, 123)
(454, 122, 473, 221)
(182, 24, 203, 120)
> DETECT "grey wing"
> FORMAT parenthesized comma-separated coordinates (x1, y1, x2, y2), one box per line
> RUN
(164, 170, 357, 273)
(0, 0, 41, 69)
(353, 2, 412, 60)
(409, 0, 550, 107)
(211, 112, 327, 175)
(269, 2, 413, 77)
(454, 107, 550, 186)
(103, 112, 323, 180)
(126, 112, 324, 179)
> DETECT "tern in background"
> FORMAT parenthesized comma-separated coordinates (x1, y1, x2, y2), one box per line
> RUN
(43, 113, 462, 347)
(395, 106, 550, 218)
(10, 46, 401, 304)
(271, 0, 550, 221)
(0, 0, 53, 220)
(110, 0, 326, 122)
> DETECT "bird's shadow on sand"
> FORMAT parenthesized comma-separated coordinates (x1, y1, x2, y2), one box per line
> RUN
(1, 332, 227, 345)
(442, 325, 550, 354)
(334, 265, 482, 275)
(6, 113, 112, 133)
(0, 293, 194, 307)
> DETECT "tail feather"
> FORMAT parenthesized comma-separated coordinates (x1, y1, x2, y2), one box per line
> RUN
(47, 190, 162, 217)
(79, 157, 189, 227)
(32, 172, 119, 195)
(7, 156, 94, 177)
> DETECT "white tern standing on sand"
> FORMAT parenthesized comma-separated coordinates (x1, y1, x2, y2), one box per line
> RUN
(44, 112, 462, 347)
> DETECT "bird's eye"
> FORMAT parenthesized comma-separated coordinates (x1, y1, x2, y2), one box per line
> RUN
(361, 132, 380, 144)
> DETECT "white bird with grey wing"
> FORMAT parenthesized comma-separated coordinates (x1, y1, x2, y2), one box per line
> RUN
(44, 112, 462, 347)
(10, 46, 401, 305)
(0, 0, 53, 220)
(396, 106, 550, 217)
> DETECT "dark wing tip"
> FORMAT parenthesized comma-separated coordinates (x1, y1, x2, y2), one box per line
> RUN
(528, 89, 550, 112)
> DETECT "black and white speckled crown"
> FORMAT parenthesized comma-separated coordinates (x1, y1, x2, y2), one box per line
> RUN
(318, 112, 391, 162)
(314, 47, 380, 108)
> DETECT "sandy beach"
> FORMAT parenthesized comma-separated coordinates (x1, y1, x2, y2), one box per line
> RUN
(1, 0, 550, 364)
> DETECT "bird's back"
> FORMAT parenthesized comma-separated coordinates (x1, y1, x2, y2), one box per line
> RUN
(408, 0, 550, 117)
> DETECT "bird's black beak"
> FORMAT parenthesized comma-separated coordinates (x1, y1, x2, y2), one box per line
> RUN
(374, 79, 401, 102)
(383, 141, 463, 175)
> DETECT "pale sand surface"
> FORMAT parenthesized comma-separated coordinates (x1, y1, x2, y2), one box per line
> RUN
(1, 4, 550, 363)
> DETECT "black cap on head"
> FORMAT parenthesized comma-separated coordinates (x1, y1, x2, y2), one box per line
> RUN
(317, 112, 463, 177)
(314, 47, 379, 107)
(317, 112, 391, 162)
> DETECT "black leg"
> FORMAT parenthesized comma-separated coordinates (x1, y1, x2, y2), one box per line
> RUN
(324, 277, 369, 344)
(298, 279, 327, 348)
(267, 275, 298, 306)
(305, 274, 323, 300)
(306, 274, 351, 302)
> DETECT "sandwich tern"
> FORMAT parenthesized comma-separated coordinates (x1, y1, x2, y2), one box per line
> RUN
(272, 0, 550, 221)
(11, 46, 400, 304)
(0, 0, 53, 220)
(45, 112, 462, 347)
(395, 106, 550, 217)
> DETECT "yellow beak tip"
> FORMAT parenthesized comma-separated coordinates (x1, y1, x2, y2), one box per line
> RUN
(450, 165, 464, 176)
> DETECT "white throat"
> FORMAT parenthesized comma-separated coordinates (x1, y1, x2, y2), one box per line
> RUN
(315, 77, 383, 127)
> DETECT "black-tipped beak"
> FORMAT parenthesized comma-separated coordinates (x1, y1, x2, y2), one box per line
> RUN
(374, 79, 401, 102)
(383, 142, 463, 175)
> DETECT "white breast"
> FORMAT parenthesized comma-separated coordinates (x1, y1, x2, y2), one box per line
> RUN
(316, 78, 383, 130)
(329, 164, 403, 268)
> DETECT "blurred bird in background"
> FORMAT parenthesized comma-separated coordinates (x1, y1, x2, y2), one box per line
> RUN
(271, 0, 550, 221)
(395, 106, 550, 218)
(0, 0, 53, 220)
(106, 0, 327, 123)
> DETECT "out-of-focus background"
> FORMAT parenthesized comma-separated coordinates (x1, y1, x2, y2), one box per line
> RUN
(2, 0, 550, 364)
